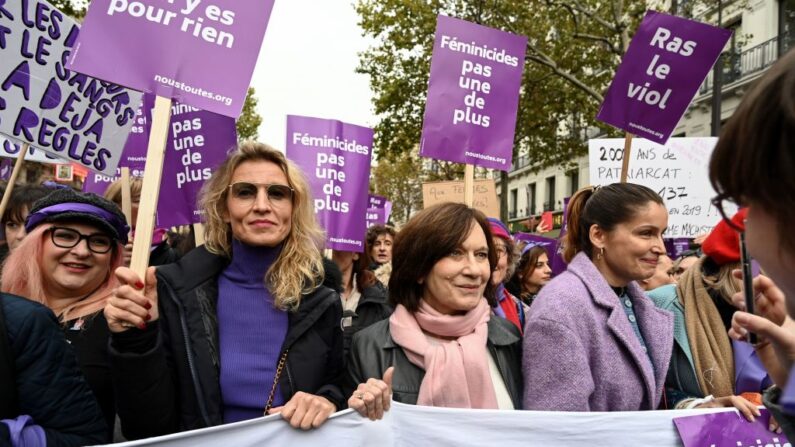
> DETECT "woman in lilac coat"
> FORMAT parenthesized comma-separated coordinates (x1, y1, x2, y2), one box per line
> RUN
(522, 183, 674, 411)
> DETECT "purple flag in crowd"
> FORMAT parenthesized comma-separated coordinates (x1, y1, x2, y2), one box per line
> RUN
(158, 99, 237, 228)
(420, 15, 527, 171)
(597, 11, 731, 144)
(286, 115, 373, 252)
(0, 159, 13, 181)
(664, 237, 692, 259)
(674, 409, 789, 447)
(69, 0, 275, 117)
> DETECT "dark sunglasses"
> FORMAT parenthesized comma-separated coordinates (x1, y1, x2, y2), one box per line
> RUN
(228, 182, 294, 204)
(49, 226, 114, 254)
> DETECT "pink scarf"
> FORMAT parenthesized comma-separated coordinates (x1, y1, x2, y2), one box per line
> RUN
(389, 299, 497, 409)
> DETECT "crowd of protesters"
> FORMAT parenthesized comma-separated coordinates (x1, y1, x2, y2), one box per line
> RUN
(0, 47, 793, 446)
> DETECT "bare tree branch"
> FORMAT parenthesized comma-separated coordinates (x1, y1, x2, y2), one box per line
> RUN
(525, 44, 605, 103)
(557, 0, 620, 33)
(572, 33, 621, 55)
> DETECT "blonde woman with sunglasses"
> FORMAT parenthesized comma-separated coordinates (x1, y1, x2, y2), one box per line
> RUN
(104, 142, 390, 439)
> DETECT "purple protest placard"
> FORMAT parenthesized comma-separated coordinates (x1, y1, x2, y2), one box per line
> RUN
(674, 409, 789, 447)
(366, 208, 387, 229)
(157, 100, 237, 228)
(286, 115, 373, 252)
(83, 100, 150, 195)
(419, 15, 526, 171)
(596, 11, 732, 144)
(68, 0, 275, 118)
(369, 194, 387, 209)
(368, 194, 392, 223)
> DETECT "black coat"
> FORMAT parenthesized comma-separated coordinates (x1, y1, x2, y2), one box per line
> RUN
(345, 316, 524, 408)
(109, 246, 345, 440)
(0, 294, 106, 447)
(342, 282, 392, 356)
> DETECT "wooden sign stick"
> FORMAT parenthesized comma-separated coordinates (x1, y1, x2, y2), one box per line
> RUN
(619, 133, 633, 183)
(130, 96, 172, 279)
(120, 167, 133, 228)
(193, 223, 205, 246)
(464, 164, 475, 207)
(0, 144, 28, 219)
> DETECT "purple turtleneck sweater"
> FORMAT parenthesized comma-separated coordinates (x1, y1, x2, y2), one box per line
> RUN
(218, 239, 288, 423)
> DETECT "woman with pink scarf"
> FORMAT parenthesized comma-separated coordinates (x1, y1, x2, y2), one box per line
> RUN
(345, 203, 523, 409)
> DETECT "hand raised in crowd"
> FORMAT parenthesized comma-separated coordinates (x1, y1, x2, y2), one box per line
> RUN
(348, 367, 394, 421)
(535, 221, 550, 233)
(728, 273, 795, 387)
(267, 392, 336, 430)
(104, 266, 159, 333)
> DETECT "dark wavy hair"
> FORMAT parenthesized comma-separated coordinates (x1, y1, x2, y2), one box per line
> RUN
(388, 203, 497, 312)
(564, 183, 664, 263)
(709, 48, 795, 254)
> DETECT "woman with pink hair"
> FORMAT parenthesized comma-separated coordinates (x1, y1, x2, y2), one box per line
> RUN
(1, 188, 128, 442)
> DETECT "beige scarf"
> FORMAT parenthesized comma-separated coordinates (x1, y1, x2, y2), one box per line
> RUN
(677, 257, 735, 397)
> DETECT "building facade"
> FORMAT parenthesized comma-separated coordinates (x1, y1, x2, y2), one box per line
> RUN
(498, 0, 794, 232)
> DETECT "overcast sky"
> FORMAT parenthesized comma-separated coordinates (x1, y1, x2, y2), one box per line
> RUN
(250, 1, 377, 150)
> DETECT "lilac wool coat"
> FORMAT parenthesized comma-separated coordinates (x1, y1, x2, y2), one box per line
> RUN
(522, 252, 674, 411)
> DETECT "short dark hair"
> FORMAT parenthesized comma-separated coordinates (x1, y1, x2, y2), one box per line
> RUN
(564, 183, 664, 263)
(366, 224, 396, 247)
(2, 185, 51, 225)
(388, 202, 497, 312)
(709, 48, 795, 254)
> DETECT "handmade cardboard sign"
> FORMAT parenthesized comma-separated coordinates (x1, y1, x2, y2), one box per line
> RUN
(0, 0, 142, 175)
(589, 137, 738, 237)
(422, 179, 499, 218)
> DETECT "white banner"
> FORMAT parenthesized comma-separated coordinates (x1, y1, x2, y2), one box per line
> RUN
(589, 137, 739, 238)
(98, 402, 739, 447)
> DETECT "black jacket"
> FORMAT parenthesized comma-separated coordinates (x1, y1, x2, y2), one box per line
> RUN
(764, 386, 795, 441)
(109, 246, 345, 440)
(342, 282, 392, 356)
(345, 316, 523, 408)
(0, 294, 106, 447)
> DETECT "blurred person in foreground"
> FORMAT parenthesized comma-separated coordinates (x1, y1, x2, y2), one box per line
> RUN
(708, 48, 795, 437)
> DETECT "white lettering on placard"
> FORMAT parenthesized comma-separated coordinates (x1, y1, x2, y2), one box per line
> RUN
(588, 137, 738, 237)
(106, 0, 236, 48)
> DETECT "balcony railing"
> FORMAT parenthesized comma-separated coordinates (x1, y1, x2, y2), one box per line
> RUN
(543, 201, 554, 212)
(511, 154, 533, 172)
(699, 32, 792, 95)
(509, 210, 517, 219)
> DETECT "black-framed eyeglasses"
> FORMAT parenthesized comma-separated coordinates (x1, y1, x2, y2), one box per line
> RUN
(710, 194, 743, 232)
(228, 182, 294, 206)
(49, 227, 114, 254)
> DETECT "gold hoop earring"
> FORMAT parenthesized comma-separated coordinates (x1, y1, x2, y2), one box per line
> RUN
(597, 247, 605, 260)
